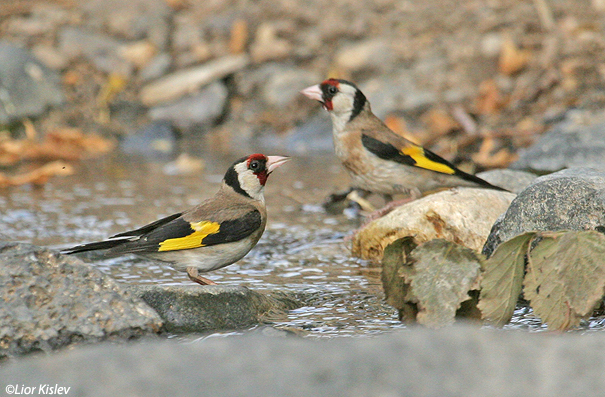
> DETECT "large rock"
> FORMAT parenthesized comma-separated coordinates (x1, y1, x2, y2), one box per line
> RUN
(353, 188, 516, 263)
(0, 243, 162, 358)
(2, 326, 605, 396)
(511, 115, 605, 173)
(130, 285, 302, 333)
(483, 167, 605, 257)
(0, 43, 64, 124)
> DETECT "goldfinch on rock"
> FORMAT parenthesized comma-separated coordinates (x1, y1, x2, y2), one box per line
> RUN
(301, 79, 505, 206)
(62, 154, 290, 285)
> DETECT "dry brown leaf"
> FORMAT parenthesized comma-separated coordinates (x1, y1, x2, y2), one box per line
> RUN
(420, 108, 460, 138)
(0, 128, 114, 165)
(0, 161, 74, 188)
(384, 115, 427, 145)
(524, 231, 605, 330)
(476, 79, 504, 115)
(229, 19, 249, 54)
(407, 239, 483, 328)
(471, 138, 519, 168)
(499, 38, 531, 75)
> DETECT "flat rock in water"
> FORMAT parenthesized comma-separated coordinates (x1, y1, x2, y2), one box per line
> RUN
(511, 116, 605, 173)
(353, 188, 515, 264)
(130, 285, 302, 333)
(2, 325, 605, 396)
(483, 167, 605, 257)
(0, 243, 162, 358)
(0, 43, 64, 124)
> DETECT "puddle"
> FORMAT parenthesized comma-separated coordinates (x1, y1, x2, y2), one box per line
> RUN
(2, 150, 603, 336)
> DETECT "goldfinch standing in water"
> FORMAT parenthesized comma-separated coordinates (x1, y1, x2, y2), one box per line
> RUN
(301, 79, 505, 207)
(62, 154, 289, 285)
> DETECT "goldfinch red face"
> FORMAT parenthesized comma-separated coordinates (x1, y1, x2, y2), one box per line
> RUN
(226, 154, 290, 201)
(301, 79, 367, 129)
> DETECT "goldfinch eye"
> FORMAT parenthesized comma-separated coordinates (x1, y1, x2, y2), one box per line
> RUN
(249, 160, 260, 171)
(327, 86, 337, 95)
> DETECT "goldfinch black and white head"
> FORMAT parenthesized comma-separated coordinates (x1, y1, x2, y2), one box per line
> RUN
(62, 153, 290, 286)
(301, 79, 506, 208)
(225, 154, 290, 202)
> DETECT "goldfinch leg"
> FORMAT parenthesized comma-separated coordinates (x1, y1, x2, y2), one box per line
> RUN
(186, 267, 217, 286)
(363, 189, 421, 222)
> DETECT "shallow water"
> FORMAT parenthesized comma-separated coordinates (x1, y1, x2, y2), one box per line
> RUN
(2, 150, 603, 336)
(1, 151, 406, 337)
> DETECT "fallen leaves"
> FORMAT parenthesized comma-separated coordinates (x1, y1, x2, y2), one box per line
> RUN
(499, 38, 532, 76)
(0, 161, 74, 188)
(405, 239, 483, 328)
(1, 128, 114, 165)
(382, 230, 605, 330)
(0, 126, 114, 187)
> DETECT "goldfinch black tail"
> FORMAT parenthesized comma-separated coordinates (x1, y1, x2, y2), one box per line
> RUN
(61, 237, 133, 255)
(451, 167, 509, 192)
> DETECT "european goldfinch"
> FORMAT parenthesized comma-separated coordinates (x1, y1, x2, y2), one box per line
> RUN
(62, 154, 290, 285)
(301, 79, 505, 205)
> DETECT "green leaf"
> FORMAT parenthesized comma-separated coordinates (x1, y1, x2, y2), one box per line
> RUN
(478, 232, 536, 326)
(381, 237, 417, 321)
(524, 231, 605, 330)
(408, 239, 482, 328)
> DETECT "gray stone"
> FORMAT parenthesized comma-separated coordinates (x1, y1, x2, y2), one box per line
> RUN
(130, 285, 302, 333)
(261, 68, 321, 108)
(58, 27, 133, 76)
(140, 55, 248, 106)
(482, 167, 605, 257)
(148, 81, 228, 130)
(139, 52, 172, 82)
(360, 75, 436, 118)
(255, 112, 334, 154)
(2, 326, 605, 396)
(0, 243, 162, 358)
(254, 113, 334, 155)
(0, 43, 64, 124)
(511, 116, 605, 173)
(120, 120, 177, 158)
(476, 169, 538, 194)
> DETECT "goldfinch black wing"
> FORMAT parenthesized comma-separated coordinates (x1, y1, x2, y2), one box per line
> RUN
(107, 208, 262, 255)
(360, 131, 506, 190)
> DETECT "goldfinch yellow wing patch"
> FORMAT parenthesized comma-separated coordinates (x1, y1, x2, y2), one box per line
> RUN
(400, 146, 455, 175)
(361, 133, 456, 175)
(158, 221, 220, 251)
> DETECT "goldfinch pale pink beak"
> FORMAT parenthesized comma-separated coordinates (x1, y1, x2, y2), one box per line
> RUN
(266, 156, 290, 173)
(300, 85, 323, 102)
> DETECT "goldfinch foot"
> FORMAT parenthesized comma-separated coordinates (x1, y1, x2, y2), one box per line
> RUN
(187, 266, 217, 286)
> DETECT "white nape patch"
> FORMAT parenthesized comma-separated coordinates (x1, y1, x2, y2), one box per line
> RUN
(234, 161, 265, 202)
(329, 83, 357, 135)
